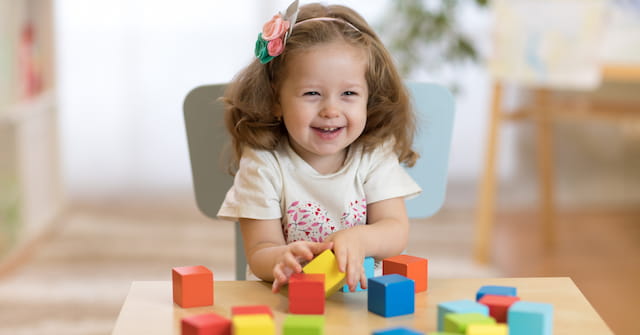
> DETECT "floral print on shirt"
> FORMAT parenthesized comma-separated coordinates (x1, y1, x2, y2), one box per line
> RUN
(285, 198, 367, 243)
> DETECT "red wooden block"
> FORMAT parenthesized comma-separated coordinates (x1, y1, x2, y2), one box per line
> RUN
(181, 313, 230, 335)
(383, 255, 428, 292)
(288, 273, 325, 314)
(172, 265, 213, 308)
(479, 294, 521, 323)
(231, 305, 274, 318)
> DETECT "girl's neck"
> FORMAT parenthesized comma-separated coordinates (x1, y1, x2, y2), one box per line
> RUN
(288, 139, 349, 175)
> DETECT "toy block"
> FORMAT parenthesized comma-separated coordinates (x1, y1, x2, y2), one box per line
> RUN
(302, 249, 346, 297)
(282, 315, 324, 335)
(341, 256, 374, 292)
(231, 305, 273, 318)
(288, 273, 325, 314)
(508, 301, 553, 335)
(368, 274, 415, 317)
(181, 313, 230, 335)
(232, 314, 275, 335)
(373, 326, 424, 334)
(383, 254, 428, 292)
(478, 294, 520, 323)
(172, 265, 213, 308)
(466, 323, 509, 335)
(443, 313, 496, 333)
(426, 333, 459, 335)
(476, 285, 517, 301)
(437, 300, 489, 331)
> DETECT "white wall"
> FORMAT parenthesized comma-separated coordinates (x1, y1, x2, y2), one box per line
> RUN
(55, 0, 506, 203)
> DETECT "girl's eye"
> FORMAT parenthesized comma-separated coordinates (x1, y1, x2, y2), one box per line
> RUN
(343, 91, 357, 96)
(303, 91, 320, 96)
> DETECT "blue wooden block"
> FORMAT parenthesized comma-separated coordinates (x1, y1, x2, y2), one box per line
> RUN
(437, 300, 489, 331)
(368, 274, 415, 317)
(476, 285, 517, 301)
(508, 301, 553, 335)
(342, 257, 375, 292)
(373, 326, 424, 335)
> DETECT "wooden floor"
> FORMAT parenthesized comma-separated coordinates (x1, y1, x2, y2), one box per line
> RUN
(0, 204, 637, 334)
(492, 209, 640, 335)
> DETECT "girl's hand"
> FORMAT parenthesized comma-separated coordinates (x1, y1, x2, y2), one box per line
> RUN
(324, 226, 368, 292)
(271, 240, 333, 293)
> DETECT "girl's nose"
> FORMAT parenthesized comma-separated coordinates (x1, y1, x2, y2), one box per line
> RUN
(319, 101, 340, 118)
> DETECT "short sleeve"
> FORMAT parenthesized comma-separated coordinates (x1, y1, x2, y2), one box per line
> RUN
(362, 143, 422, 204)
(217, 147, 283, 222)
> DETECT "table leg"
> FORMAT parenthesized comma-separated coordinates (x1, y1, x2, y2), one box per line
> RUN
(533, 89, 556, 248)
(474, 82, 504, 264)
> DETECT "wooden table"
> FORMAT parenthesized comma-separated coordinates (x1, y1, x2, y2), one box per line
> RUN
(112, 277, 612, 334)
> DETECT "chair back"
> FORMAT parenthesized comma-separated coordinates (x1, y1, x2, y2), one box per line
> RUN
(183, 82, 455, 279)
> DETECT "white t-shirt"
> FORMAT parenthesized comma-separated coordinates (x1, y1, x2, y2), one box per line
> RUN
(217, 140, 421, 243)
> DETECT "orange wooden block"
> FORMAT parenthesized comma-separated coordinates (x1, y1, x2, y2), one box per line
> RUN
(383, 254, 428, 292)
(172, 265, 213, 308)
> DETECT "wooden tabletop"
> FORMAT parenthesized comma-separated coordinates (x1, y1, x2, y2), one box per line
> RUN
(112, 277, 612, 334)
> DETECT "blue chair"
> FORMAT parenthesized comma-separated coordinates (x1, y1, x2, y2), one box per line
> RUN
(183, 82, 455, 280)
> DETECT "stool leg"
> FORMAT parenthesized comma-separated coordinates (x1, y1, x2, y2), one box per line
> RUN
(474, 82, 504, 264)
(534, 89, 556, 248)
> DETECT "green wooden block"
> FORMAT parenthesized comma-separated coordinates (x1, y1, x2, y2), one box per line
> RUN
(443, 312, 496, 333)
(427, 332, 460, 335)
(283, 315, 324, 335)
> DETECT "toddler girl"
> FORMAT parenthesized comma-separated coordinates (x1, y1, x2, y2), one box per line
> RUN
(218, 1, 421, 292)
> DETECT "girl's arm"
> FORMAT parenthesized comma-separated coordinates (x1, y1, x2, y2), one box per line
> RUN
(239, 218, 332, 292)
(325, 196, 409, 291)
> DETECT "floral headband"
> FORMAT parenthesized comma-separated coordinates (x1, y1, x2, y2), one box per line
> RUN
(254, 0, 361, 64)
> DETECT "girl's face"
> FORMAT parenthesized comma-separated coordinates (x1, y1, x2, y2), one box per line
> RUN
(276, 41, 368, 173)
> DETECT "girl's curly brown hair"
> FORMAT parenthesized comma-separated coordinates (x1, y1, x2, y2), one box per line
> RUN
(222, 3, 418, 174)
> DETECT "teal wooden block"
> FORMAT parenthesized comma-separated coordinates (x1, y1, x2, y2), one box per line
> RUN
(443, 313, 496, 333)
(437, 300, 489, 331)
(282, 315, 324, 335)
(373, 326, 423, 334)
(508, 301, 553, 335)
(476, 285, 517, 301)
(342, 257, 375, 292)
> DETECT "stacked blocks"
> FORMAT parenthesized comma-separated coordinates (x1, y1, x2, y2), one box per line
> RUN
(282, 315, 324, 335)
(232, 314, 275, 335)
(383, 254, 428, 292)
(466, 323, 508, 335)
(373, 326, 424, 334)
(508, 301, 553, 335)
(437, 300, 489, 331)
(341, 256, 375, 292)
(288, 273, 325, 314)
(172, 265, 213, 308)
(443, 313, 496, 333)
(302, 249, 346, 297)
(368, 273, 415, 317)
(478, 295, 520, 322)
(181, 313, 230, 335)
(231, 305, 273, 318)
(476, 285, 517, 301)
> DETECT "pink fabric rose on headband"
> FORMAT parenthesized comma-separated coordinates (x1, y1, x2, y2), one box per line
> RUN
(267, 37, 285, 57)
(262, 14, 290, 41)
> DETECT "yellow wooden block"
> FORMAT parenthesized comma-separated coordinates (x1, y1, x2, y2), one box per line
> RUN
(466, 323, 508, 335)
(232, 314, 275, 335)
(302, 249, 346, 297)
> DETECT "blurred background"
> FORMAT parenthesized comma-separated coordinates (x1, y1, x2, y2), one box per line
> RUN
(1, 0, 638, 334)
